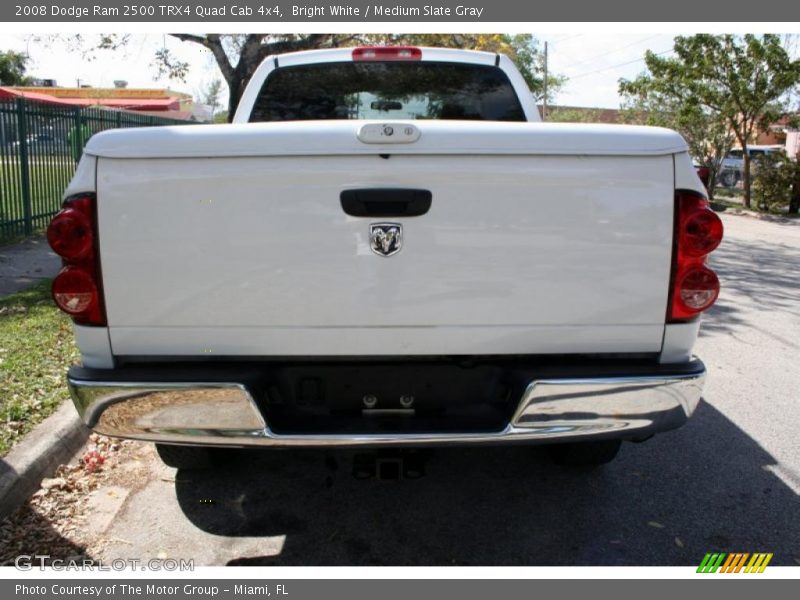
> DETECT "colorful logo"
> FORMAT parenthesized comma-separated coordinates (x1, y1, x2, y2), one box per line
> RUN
(697, 552, 773, 573)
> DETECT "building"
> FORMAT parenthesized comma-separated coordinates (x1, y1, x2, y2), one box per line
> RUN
(754, 115, 800, 158)
(0, 85, 202, 120)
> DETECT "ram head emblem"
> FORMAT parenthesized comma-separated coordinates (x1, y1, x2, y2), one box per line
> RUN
(369, 223, 403, 257)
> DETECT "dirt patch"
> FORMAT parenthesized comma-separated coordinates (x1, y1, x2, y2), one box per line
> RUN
(0, 434, 152, 564)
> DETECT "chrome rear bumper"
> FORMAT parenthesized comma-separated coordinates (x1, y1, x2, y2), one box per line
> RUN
(67, 362, 705, 448)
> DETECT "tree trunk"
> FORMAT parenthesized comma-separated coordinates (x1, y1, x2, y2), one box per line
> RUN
(219, 34, 334, 121)
(223, 36, 268, 122)
(226, 80, 244, 122)
(707, 169, 716, 200)
(790, 159, 800, 215)
(742, 151, 751, 209)
(225, 51, 270, 121)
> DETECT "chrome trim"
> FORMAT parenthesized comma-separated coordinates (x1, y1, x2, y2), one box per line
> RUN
(512, 373, 704, 428)
(369, 222, 403, 257)
(67, 368, 705, 448)
(69, 381, 266, 444)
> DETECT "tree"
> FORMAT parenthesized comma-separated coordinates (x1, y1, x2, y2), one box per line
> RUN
(36, 34, 352, 118)
(162, 34, 346, 118)
(791, 155, 800, 215)
(751, 152, 799, 212)
(0, 50, 31, 85)
(618, 35, 800, 208)
(56, 34, 561, 121)
(199, 78, 223, 118)
(619, 82, 736, 199)
(546, 107, 609, 123)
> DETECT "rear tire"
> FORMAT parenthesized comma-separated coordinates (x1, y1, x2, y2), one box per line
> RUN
(549, 440, 622, 467)
(156, 444, 216, 469)
(719, 170, 739, 188)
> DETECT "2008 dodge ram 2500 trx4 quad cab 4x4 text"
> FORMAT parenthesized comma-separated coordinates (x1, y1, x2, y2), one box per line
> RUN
(49, 46, 722, 468)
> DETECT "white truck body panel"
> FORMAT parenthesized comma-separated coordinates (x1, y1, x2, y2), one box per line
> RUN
(85, 120, 686, 159)
(90, 122, 681, 357)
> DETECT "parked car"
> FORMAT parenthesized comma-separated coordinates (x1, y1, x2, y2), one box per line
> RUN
(49, 46, 722, 470)
(719, 145, 785, 187)
(9, 132, 71, 155)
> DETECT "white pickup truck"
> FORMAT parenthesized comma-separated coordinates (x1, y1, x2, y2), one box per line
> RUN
(49, 46, 723, 469)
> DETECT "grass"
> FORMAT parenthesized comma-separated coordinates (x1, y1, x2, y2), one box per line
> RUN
(712, 187, 742, 199)
(0, 279, 79, 456)
(710, 185, 800, 217)
(710, 198, 742, 211)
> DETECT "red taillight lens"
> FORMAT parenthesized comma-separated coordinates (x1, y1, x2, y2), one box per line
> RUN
(668, 190, 723, 322)
(52, 267, 99, 316)
(47, 193, 106, 326)
(679, 197, 723, 257)
(47, 207, 93, 260)
(672, 266, 720, 319)
(352, 46, 422, 61)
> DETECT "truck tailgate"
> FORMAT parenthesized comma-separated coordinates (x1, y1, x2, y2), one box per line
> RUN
(91, 121, 679, 357)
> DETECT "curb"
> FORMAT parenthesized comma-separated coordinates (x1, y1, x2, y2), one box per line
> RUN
(725, 209, 799, 225)
(0, 400, 89, 520)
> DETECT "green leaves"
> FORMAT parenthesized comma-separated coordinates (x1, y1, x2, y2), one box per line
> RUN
(0, 50, 30, 86)
(752, 152, 799, 212)
(619, 34, 800, 206)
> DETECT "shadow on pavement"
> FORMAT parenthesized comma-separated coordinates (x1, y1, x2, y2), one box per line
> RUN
(0, 504, 92, 565)
(173, 401, 799, 566)
(701, 233, 800, 339)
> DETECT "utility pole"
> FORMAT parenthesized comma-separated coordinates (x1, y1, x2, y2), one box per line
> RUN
(543, 41, 548, 121)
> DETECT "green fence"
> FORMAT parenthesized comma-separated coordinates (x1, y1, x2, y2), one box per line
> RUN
(0, 98, 191, 244)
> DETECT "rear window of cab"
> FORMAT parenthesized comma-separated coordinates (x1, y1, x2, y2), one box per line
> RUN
(249, 61, 526, 122)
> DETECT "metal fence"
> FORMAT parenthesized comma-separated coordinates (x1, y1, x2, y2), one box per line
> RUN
(0, 98, 190, 244)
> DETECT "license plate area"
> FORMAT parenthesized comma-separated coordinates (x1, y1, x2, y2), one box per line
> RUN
(260, 362, 522, 435)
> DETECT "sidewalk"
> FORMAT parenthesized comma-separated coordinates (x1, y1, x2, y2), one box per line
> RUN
(0, 236, 61, 297)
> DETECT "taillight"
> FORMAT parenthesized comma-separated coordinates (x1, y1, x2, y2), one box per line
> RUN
(47, 203, 92, 260)
(352, 46, 422, 61)
(47, 193, 106, 326)
(52, 267, 100, 317)
(668, 190, 723, 322)
(679, 195, 723, 257)
(675, 266, 720, 313)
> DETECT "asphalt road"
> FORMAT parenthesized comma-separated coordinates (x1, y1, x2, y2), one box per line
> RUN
(24, 212, 800, 566)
